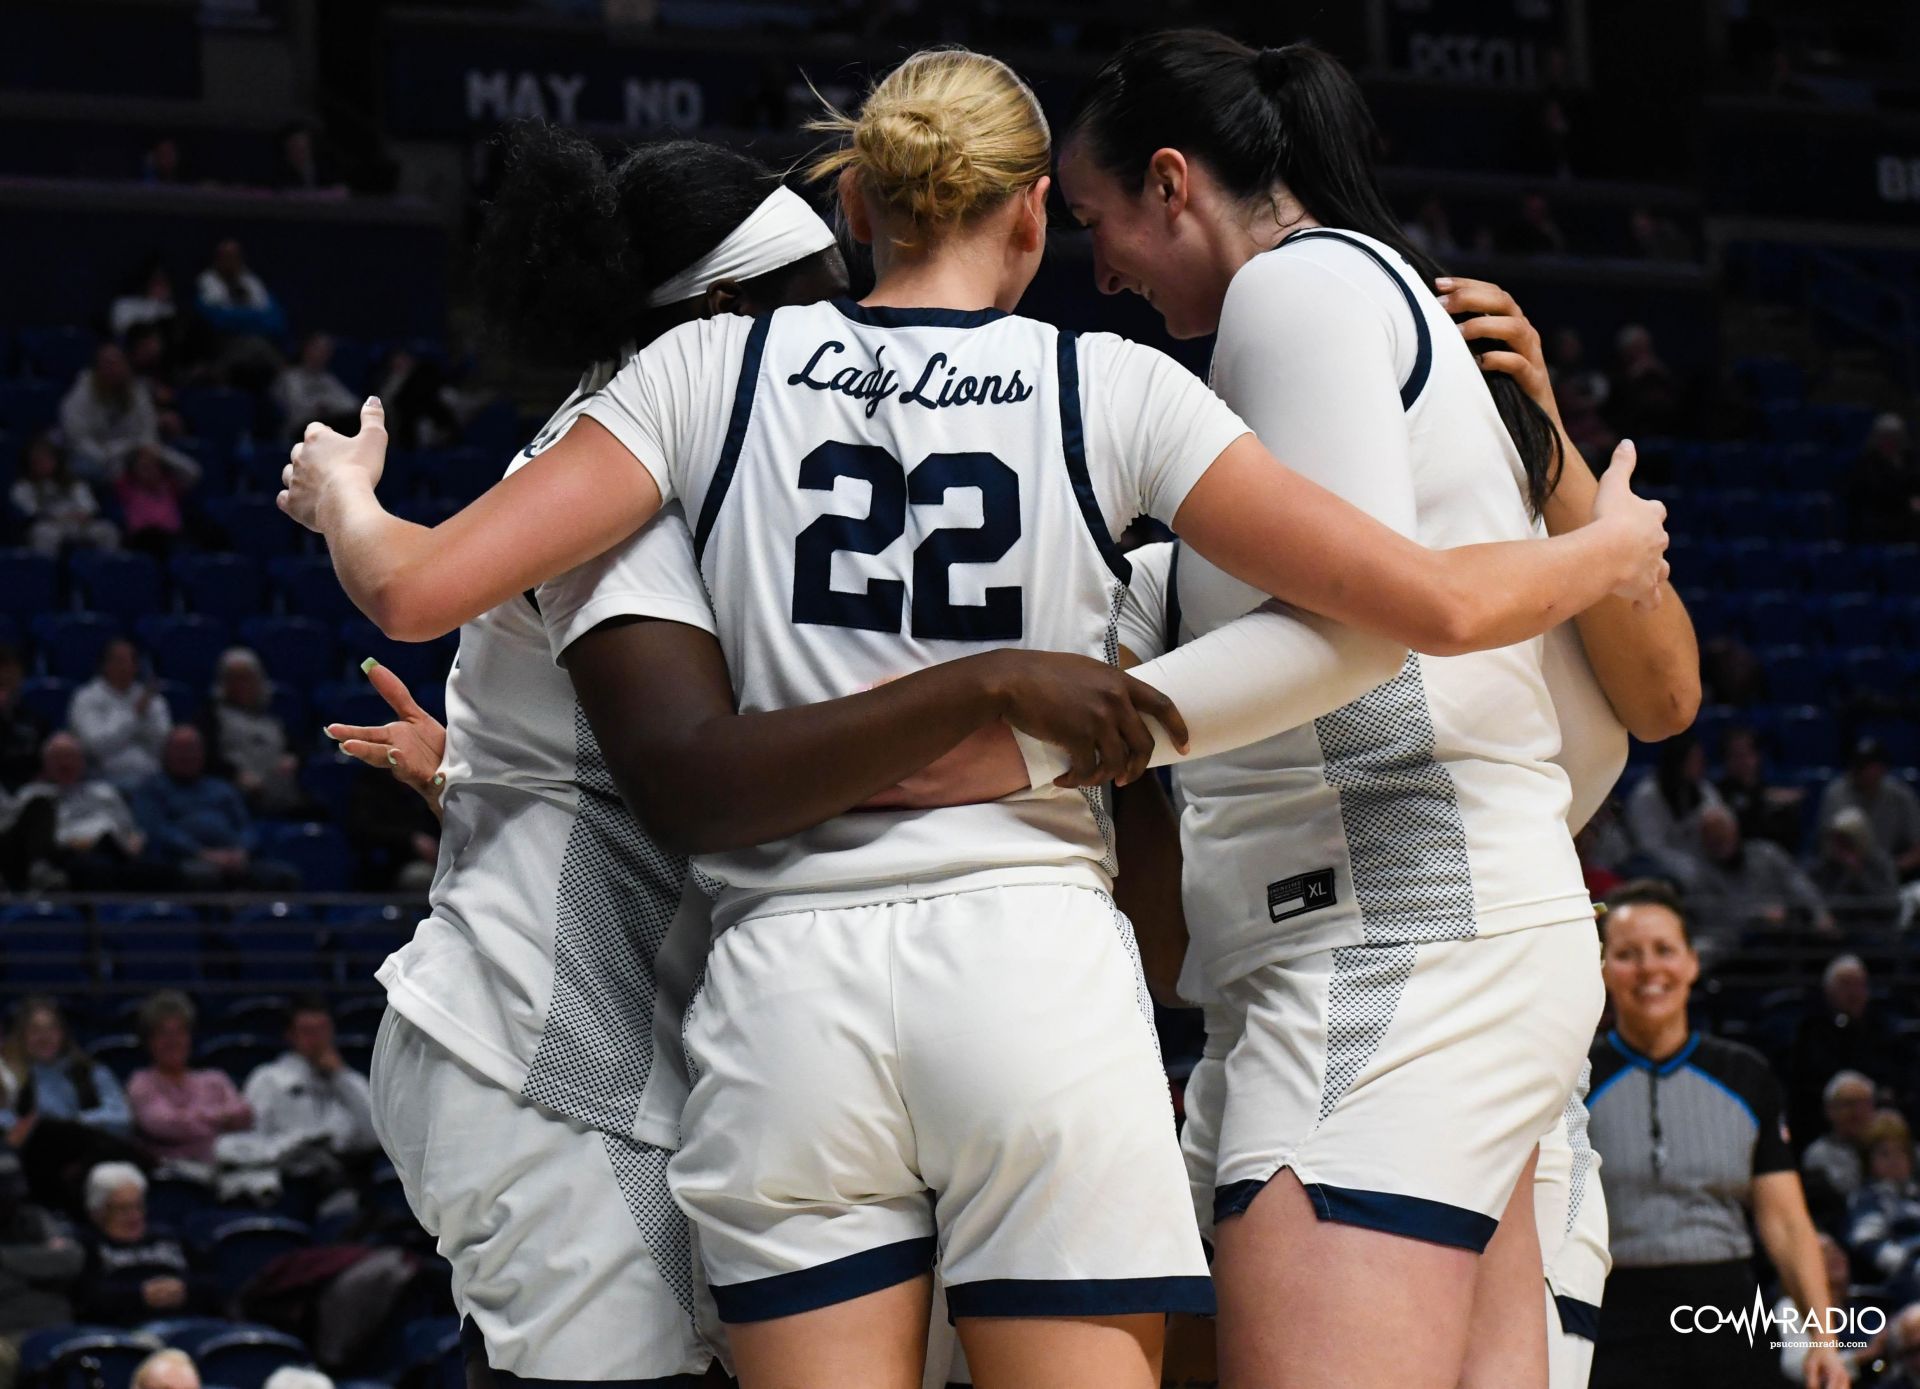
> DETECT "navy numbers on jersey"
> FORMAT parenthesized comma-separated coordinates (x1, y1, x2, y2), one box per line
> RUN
(790, 442, 1024, 641)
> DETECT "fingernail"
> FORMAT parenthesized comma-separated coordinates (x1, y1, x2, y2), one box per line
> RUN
(387, 749, 398, 767)
(360, 657, 378, 674)
(365, 396, 379, 407)
(432, 773, 445, 787)
(322, 726, 340, 741)
(1435, 277, 1455, 289)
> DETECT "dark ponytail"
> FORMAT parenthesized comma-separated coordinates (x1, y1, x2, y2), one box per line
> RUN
(1067, 33, 1562, 515)
(474, 126, 788, 370)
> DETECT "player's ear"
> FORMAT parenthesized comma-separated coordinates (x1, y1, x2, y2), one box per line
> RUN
(839, 168, 875, 246)
(1147, 148, 1190, 222)
(703, 280, 748, 318)
(1014, 176, 1050, 254)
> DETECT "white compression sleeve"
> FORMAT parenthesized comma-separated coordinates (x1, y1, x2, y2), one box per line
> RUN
(1015, 601, 1407, 786)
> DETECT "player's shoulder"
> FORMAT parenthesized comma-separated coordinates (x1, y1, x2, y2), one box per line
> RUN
(1226, 229, 1418, 329)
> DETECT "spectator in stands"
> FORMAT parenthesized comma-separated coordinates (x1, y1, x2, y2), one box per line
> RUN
(9, 432, 119, 556)
(1624, 732, 1722, 882)
(75, 1163, 216, 1326)
(1788, 954, 1914, 1154)
(71, 638, 172, 787)
(1844, 412, 1920, 544)
(0, 1148, 81, 1389)
(261, 1370, 330, 1389)
(1815, 807, 1903, 932)
(109, 259, 179, 342)
(114, 445, 200, 560)
(196, 238, 287, 394)
(242, 996, 378, 1157)
(1689, 802, 1835, 942)
(57, 343, 195, 485)
(1716, 725, 1801, 850)
(1627, 206, 1692, 262)
(132, 726, 299, 891)
(1699, 633, 1766, 707)
(274, 124, 345, 196)
(0, 648, 46, 792)
(1400, 195, 1457, 260)
(1846, 1110, 1920, 1302)
(140, 137, 182, 186)
(202, 648, 305, 816)
(6, 731, 168, 891)
(131, 1349, 200, 1389)
(1804, 1071, 1879, 1203)
(372, 347, 459, 450)
(126, 991, 253, 1164)
(345, 764, 439, 891)
(1608, 323, 1685, 437)
(1822, 739, 1920, 881)
(0, 999, 131, 1139)
(1509, 191, 1568, 256)
(1546, 326, 1617, 462)
(272, 333, 359, 441)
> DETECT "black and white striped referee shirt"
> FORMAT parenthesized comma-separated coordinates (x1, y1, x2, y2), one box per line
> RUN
(1588, 1029, 1795, 1268)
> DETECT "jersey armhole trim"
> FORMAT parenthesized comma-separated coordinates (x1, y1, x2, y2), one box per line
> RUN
(692, 313, 773, 564)
(1164, 541, 1183, 655)
(1055, 329, 1131, 584)
(1278, 228, 1432, 410)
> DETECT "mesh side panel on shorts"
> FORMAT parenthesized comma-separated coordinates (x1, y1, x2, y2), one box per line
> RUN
(678, 962, 709, 1140)
(1562, 1061, 1595, 1241)
(520, 705, 690, 1135)
(1314, 654, 1477, 946)
(1100, 893, 1158, 1034)
(1070, 580, 1129, 880)
(1318, 942, 1417, 1122)
(601, 1132, 698, 1323)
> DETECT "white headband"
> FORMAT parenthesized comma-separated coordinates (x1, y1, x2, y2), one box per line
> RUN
(645, 185, 837, 308)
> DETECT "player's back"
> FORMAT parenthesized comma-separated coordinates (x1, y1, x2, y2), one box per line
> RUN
(690, 300, 1131, 924)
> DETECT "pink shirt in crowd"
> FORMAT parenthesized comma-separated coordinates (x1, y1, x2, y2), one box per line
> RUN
(126, 1066, 254, 1161)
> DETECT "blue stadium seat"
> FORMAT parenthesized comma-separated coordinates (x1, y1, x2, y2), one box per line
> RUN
(179, 1327, 311, 1389)
(32, 612, 120, 681)
(220, 922, 328, 984)
(106, 923, 207, 984)
(1764, 706, 1841, 769)
(87, 1032, 144, 1078)
(1778, 540, 1870, 593)
(240, 617, 340, 690)
(1718, 539, 1776, 592)
(257, 821, 352, 890)
(140, 615, 233, 689)
(332, 992, 392, 1033)
(230, 902, 314, 926)
(1705, 488, 1767, 538)
(1886, 597, 1920, 646)
(1734, 356, 1805, 404)
(70, 550, 164, 622)
(171, 554, 266, 623)
(95, 900, 201, 925)
(0, 382, 61, 436)
(339, 620, 456, 691)
(399, 1316, 463, 1389)
(1854, 717, 1920, 767)
(140, 1317, 233, 1350)
(0, 902, 84, 925)
(327, 337, 372, 395)
(270, 556, 359, 624)
(1841, 648, 1909, 705)
(0, 548, 59, 616)
(1741, 592, 1815, 646)
(300, 751, 361, 822)
(203, 1218, 313, 1292)
(1758, 645, 1828, 706)
(203, 496, 300, 563)
(461, 399, 522, 458)
(198, 1033, 278, 1084)
(312, 680, 390, 734)
(1825, 593, 1887, 647)
(211, 995, 290, 1034)
(1869, 544, 1920, 596)
(17, 1326, 160, 1389)
(154, 678, 203, 725)
(141, 1185, 222, 1234)
(16, 326, 94, 383)
(17, 677, 72, 727)
(269, 686, 311, 739)
(0, 928, 94, 986)
(176, 388, 255, 448)
(0, 613, 18, 654)
(1771, 490, 1837, 540)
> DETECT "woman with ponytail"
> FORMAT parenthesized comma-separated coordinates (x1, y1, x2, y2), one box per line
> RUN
(287, 47, 1669, 1388)
(1055, 31, 1703, 1389)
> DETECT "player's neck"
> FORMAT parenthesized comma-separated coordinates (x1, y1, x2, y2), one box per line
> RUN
(864, 242, 1011, 314)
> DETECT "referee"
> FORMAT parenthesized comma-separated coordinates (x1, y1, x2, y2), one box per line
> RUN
(1588, 880, 1847, 1389)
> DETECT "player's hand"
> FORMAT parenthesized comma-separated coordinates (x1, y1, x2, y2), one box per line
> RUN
(977, 650, 1188, 789)
(325, 658, 447, 814)
(1802, 1342, 1849, 1389)
(864, 725, 1030, 810)
(1436, 275, 1559, 425)
(280, 397, 388, 532)
(1589, 440, 1669, 610)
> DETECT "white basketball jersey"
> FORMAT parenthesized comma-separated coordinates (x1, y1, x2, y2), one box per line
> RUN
(583, 300, 1247, 926)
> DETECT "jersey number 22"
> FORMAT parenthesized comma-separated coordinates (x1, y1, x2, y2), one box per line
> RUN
(791, 441, 1023, 641)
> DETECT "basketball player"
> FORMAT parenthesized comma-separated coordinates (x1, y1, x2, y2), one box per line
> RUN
(281, 48, 1667, 1388)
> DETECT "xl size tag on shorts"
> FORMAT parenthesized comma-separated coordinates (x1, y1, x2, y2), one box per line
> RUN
(1268, 869, 1336, 922)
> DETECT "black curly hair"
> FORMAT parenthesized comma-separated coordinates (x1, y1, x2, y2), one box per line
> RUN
(474, 126, 802, 370)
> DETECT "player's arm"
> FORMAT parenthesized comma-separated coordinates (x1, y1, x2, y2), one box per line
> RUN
(280, 404, 666, 642)
(563, 617, 1187, 855)
(1440, 274, 1700, 740)
(1110, 770, 1188, 1007)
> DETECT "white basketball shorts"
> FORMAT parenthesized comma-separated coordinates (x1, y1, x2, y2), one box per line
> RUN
(371, 1010, 714, 1384)
(670, 883, 1212, 1323)
(1187, 919, 1603, 1250)
(1538, 1067, 1609, 1388)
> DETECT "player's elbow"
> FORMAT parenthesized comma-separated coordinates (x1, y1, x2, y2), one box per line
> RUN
(362, 572, 460, 644)
(1624, 675, 1701, 744)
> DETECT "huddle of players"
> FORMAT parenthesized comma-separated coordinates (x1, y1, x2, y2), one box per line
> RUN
(294, 32, 1689, 1389)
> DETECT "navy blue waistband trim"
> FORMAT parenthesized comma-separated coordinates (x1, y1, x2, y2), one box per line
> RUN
(1214, 1177, 1499, 1253)
(1553, 1292, 1602, 1342)
(460, 1316, 708, 1387)
(709, 1235, 935, 1323)
(945, 1275, 1214, 1320)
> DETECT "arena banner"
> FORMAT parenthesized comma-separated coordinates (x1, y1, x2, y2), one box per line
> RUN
(1704, 105, 1920, 225)
(1373, 0, 1585, 86)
